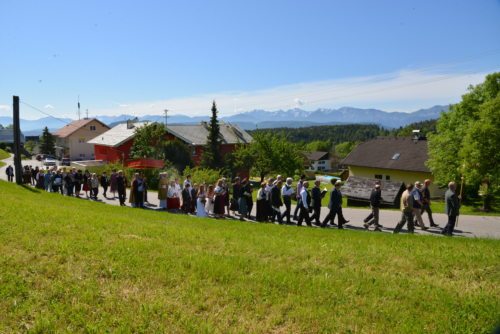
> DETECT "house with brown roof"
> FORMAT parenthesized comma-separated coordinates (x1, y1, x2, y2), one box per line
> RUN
(303, 151, 331, 171)
(54, 118, 110, 160)
(341, 136, 443, 197)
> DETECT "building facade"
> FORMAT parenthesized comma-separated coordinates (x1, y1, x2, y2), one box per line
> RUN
(54, 119, 110, 161)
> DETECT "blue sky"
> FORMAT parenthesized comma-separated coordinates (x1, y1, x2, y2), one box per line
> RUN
(1, 0, 499, 119)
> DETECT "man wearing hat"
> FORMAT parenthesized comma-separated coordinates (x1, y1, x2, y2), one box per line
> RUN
(321, 179, 349, 229)
(363, 181, 383, 231)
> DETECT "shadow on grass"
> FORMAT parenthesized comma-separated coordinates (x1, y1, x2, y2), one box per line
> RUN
(20, 185, 41, 193)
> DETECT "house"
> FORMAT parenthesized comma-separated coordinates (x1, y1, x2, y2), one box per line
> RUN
(88, 121, 253, 165)
(0, 129, 25, 144)
(341, 136, 443, 197)
(303, 151, 331, 171)
(54, 118, 110, 160)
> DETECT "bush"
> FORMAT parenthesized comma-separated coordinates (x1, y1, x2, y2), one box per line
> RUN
(182, 166, 222, 186)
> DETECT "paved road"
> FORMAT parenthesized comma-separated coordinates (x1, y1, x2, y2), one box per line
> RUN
(2, 155, 500, 239)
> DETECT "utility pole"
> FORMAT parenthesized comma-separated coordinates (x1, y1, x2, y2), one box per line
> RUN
(12, 96, 22, 185)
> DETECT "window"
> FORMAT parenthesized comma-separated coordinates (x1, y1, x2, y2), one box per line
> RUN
(391, 153, 400, 160)
(78, 137, 86, 143)
(385, 175, 391, 180)
(90, 125, 96, 131)
(375, 174, 383, 179)
(318, 160, 325, 165)
(79, 153, 86, 158)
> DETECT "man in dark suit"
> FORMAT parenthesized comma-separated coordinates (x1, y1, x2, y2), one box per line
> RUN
(270, 180, 283, 224)
(321, 180, 349, 229)
(363, 182, 382, 231)
(442, 181, 460, 236)
(311, 180, 326, 226)
(181, 183, 192, 214)
(421, 179, 439, 227)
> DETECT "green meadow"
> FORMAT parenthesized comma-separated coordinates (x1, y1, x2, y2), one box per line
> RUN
(0, 180, 499, 333)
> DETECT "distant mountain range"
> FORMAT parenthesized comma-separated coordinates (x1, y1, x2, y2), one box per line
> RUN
(1, 105, 449, 136)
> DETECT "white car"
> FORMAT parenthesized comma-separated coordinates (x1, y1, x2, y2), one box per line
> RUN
(43, 157, 57, 166)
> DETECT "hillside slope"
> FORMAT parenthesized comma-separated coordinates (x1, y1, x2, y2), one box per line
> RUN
(0, 181, 498, 333)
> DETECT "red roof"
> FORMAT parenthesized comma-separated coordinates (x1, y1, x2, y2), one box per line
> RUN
(126, 159, 165, 169)
(54, 118, 109, 138)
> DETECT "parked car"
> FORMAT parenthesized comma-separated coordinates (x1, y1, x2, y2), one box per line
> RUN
(61, 158, 71, 166)
(43, 157, 57, 166)
(36, 154, 46, 161)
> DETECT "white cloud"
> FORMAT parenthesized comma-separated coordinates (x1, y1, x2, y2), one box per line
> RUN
(90, 68, 496, 117)
(0, 104, 10, 111)
(44, 104, 54, 109)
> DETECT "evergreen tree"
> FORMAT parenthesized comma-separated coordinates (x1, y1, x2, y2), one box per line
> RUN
(201, 101, 223, 168)
(39, 126, 55, 155)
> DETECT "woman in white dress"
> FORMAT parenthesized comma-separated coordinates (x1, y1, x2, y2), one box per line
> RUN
(205, 184, 215, 215)
(196, 184, 208, 217)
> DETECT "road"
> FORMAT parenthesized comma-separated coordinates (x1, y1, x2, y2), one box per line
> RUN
(1, 154, 500, 239)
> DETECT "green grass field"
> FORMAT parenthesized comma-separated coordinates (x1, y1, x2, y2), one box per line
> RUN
(0, 180, 499, 333)
(0, 148, 9, 167)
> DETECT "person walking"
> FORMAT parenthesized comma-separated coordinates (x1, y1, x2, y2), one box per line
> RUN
(116, 170, 127, 206)
(181, 183, 193, 213)
(90, 173, 99, 200)
(213, 179, 226, 218)
(270, 180, 284, 224)
(393, 183, 415, 234)
(281, 177, 294, 224)
(256, 182, 268, 222)
(412, 181, 428, 230)
(132, 173, 145, 208)
(421, 179, 439, 227)
(297, 181, 312, 227)
(205, 184, 215, 215)
(196, 184, 208, 217)
(74, 169, 83, 197)
(363, 182, 383, 231)
(311, 180, 326, 226)
(321, 180, 349, 229)
(100, 172, 109, 198)
(442, 181, 460, 236)
(293, 175, 306, 220)
(6, 165, 14, 182)
(238, 179, 251, 220)
(158, 172, 169, 210)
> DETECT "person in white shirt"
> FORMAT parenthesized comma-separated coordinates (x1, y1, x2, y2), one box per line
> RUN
(281, 177, 295, 224)
(297, 181, 312, 227)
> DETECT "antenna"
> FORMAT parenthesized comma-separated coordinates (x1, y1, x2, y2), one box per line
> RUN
(77, 95, 81, 120)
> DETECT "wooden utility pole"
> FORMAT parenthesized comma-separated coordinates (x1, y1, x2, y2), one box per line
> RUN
(12, 96, 22, 185)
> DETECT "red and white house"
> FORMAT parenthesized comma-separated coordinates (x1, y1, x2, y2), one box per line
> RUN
(87, 120, 253, 166)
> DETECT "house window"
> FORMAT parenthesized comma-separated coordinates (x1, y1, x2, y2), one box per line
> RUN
(78, 137, 86, 143)
(90, 125, 96, 131)
(391, 153, 400, 160)
(318, 160, 325, 165)
(385, 175, 391, 180)
(375, 174, 383, 179)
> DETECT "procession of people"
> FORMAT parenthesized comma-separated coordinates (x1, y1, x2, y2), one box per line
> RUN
(5, 164, 460, 235)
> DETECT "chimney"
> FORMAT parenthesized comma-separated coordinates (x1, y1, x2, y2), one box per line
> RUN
(127, 119, 134, 129)
(412, 129, 426, 142)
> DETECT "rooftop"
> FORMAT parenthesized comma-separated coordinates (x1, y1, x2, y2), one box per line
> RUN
(341, 136, 430, 173)
(54, 118, 109, 138)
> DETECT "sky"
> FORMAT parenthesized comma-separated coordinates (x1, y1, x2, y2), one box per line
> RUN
(0, 0, 499, 120)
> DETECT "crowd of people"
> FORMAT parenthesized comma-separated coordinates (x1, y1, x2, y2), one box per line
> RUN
(6, 164, 461, 236)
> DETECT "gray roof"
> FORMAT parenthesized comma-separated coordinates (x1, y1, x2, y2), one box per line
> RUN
(167, 122, 253, 145)
(87, 121, 252, 147)
(87, 122, 149, 147)
(341, 176, 405, 205)
(0, 129, 25, 144)
(341, 137, 430, 173)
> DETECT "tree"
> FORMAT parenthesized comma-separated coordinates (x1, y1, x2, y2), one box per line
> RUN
(39, 126, 55, 155)
(24, 140, 36, 153)
(201, 101, 223, 169)
(233, 132, 304, 181)
(427, 72, 500, 210)
(130, 122, 166, 159)
(164, 139, 193, 172)
(334, 141, 358, 159)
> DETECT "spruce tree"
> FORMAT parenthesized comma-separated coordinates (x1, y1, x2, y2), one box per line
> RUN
(39, 126, 55, 155)
(201, 101, 222, 168)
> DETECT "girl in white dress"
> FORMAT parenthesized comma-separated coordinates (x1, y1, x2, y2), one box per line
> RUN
(196, 184, 208, 217)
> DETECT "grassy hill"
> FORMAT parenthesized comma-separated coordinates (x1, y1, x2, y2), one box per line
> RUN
(0, 180, 499, 333)
(0, 148, 9, 167)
